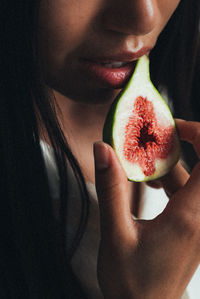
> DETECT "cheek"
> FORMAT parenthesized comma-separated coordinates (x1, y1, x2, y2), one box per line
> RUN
(151, 0, 181, 38)
(39, 3, 82, 59)
(158, 0, 181, 25)
(39, 0, 102, 60)
(38, 0, 106, 102)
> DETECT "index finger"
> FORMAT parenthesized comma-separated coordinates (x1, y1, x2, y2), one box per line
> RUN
(160, 161, 189, 197)
(175, 119, 200, 158)
(166, 119, 200, 220)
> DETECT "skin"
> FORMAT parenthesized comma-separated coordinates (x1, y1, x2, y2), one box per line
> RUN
(39, 0, 181, 184)
(38, 1, 200, 298)
(94, 120, 200, 298)
(39, 0, 180, 103)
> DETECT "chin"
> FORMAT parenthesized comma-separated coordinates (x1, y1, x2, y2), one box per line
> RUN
(50, 80, 120, 106)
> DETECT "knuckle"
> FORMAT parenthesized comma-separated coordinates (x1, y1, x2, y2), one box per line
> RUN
(169, 209, 200, 240)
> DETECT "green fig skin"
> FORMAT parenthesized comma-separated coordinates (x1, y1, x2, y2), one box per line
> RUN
(103, 91, 122, 146)
(103, 55, 181, 182)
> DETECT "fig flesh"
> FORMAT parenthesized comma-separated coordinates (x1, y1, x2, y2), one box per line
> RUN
(103, 55, 180, 182)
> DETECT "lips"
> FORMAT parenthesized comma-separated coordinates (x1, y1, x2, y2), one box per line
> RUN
(80, 60, 136, 88)
(79, 47, 151, 88)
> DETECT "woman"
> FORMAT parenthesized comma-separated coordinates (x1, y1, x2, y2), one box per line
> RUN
(1, 0, 200, 298)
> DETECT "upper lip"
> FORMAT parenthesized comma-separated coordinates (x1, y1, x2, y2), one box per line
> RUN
(82, 47, 151, 64)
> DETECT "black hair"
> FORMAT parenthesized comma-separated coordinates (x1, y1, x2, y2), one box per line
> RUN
(0, 0, 200, 298)
(0, 1, 88, 298)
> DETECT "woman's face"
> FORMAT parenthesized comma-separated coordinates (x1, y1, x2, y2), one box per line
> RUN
(39, 0, 181, 104)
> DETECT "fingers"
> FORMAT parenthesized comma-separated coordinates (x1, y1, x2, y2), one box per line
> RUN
(184, 162, 200, 209)
(146, 162, 189, 198)
(159, 119, 199, 198)
(166, 120, 200, 218)
(165, 161, 200, 226)
(175, 119, 200, 158)
(146, 181, 162, 189)
(160, 162, 189, 197)
(93, 142, 136, 241)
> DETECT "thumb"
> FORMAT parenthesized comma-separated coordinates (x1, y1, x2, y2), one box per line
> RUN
(93, 142, 135, 240)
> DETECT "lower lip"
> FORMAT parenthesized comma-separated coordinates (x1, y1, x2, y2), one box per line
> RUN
(79, 59, 137, 88)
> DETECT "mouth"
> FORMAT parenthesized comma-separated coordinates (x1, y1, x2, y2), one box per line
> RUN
(93, 61, 132, 68)
(79, 47, 151, 88)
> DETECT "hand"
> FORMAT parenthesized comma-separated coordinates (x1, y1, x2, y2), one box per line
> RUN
(93, 119, 200, 299)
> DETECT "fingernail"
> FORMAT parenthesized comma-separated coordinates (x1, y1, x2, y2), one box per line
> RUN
(93, 141, 109, 170)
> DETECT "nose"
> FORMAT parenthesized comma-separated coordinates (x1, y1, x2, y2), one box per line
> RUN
(103, 0, 158, 36)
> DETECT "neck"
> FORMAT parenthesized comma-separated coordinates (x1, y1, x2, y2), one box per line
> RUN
(53, 90, 115, 183)
(54, 90, 113, 136)
(53, 90, 138, 217)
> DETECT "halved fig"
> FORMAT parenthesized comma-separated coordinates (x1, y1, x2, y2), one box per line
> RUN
(103, 55, 180, 182)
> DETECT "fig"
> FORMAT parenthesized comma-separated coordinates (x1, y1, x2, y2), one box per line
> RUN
(103, 55, 180, 182)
